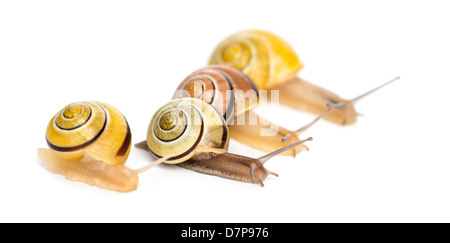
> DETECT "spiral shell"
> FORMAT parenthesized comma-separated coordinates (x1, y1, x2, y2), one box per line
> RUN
(38, 101, 137, 192)
(147, 98, 229, 164)
(45, 101, 132, 163)
(209, 30, 303, 89)
(172, 65, 259, 123)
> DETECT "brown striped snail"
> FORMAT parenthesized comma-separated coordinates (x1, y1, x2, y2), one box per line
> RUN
(209, 29, 399, 132)
(171, 65, 327, 156)
(173, 65, 259, 123)
(136, 97, 312, 186)
(37, 101, 169, 193)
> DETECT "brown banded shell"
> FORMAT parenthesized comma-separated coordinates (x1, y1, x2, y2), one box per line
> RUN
(172, 65, 259, 123)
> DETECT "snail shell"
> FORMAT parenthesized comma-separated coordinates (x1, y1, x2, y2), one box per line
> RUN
(172, 65, 259, 123)
(209, 30, 303, 89)
(146, 97, 229, 164)
(38, 101, 137, 192)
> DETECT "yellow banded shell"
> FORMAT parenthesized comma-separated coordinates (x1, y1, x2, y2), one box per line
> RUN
(209, 29, 303, 89)
(147, 97, 229, 164)
(45, 101, 132, 164)
(38, 101, 136, 192)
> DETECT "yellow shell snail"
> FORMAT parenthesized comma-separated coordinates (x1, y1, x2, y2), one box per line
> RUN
(37, 101, 169, 192)
(209, 29, 398, 127)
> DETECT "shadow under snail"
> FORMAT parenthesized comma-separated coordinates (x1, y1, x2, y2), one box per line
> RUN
(136, 97, 312, 186)
(209, 29, 399, 139)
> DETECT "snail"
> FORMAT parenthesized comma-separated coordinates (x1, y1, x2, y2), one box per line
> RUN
(171, 65, 328, 156)
(37, 101, 169, 193)
(135, 97, 312, 186)
(209, 29, 399, 133)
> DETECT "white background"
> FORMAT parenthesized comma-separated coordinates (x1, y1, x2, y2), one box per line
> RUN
(1, 0, 449, 223)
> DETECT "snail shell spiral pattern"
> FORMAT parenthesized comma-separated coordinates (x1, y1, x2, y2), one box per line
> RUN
(147, 97, 229, 164)
(173, 65, 259, 123)
(45, 101, 132, 164)
(38, 101, 137, 192)
(209, 29, 303, 89)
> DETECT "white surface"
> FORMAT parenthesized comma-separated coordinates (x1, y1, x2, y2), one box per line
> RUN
(1, 0, 449, 223)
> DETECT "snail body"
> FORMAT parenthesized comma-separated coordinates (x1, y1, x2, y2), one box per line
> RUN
(209, 29, 397, 125)
(139, 97, 312, 186)
(38, 101, 137, 192)
(178, 150, 277, 186)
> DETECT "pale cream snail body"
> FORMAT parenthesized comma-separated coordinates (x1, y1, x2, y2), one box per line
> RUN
(209, 29, 398, 126)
